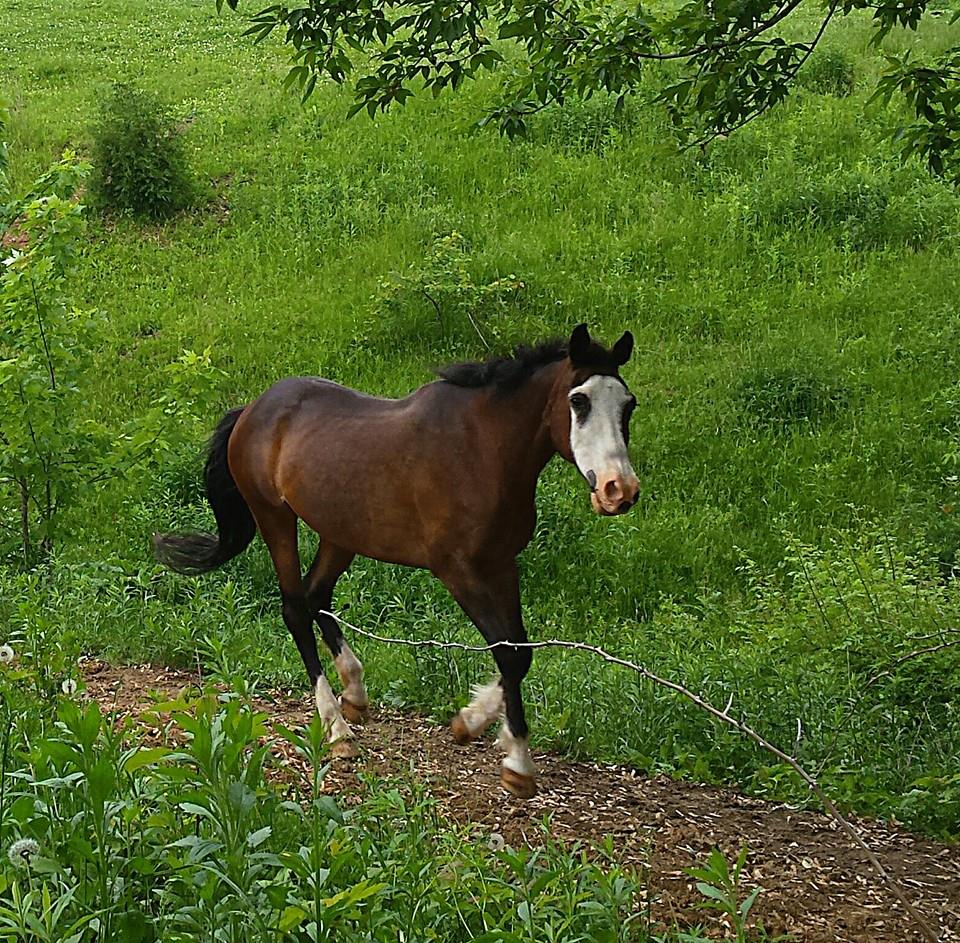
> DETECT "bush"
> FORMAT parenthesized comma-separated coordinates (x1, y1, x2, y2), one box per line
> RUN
(90, 83, 196, 219)
(374, 231, 525, 352)
(796, 48, 856, 98)
(736, 365, 847, 427)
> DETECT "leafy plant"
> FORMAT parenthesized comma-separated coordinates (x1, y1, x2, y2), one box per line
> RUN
(0, 150, 103, 564)
(90, 83, 197, 219)
(0, 694, 653, 943)
(376, 231, 524, 350)
(0, 95, 9, 209)
(686, 846, 763, 943)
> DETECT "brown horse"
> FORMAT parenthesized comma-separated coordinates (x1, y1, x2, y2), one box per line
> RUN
(154, 324, 639, 797)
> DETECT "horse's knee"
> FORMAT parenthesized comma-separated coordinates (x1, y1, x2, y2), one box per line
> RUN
(496, 644, 532, 682)
(281, 593, 308, 625)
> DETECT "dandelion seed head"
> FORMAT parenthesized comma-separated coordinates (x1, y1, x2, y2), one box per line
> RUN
(487, 832, 505, 852)
(8, 838, 39, 869)
(0, 645, 14, 664)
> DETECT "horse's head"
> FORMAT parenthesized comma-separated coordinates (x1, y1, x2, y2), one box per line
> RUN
(550, 324, 640, 516)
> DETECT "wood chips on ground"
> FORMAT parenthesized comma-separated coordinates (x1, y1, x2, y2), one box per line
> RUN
(81, 661, 959, 942)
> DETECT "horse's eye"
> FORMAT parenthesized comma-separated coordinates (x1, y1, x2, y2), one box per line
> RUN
(569, 393, 590, 420)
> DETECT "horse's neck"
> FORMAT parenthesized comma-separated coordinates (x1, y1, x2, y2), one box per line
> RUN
(476, 363, 560, 487)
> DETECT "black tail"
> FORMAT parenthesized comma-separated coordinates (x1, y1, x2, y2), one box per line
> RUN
(153, 407, 257, 575)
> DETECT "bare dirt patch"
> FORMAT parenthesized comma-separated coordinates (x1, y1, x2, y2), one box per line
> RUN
(82, 661, 959, 942)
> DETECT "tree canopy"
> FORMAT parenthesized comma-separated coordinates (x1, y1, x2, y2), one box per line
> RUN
(217, 0, 960, 179)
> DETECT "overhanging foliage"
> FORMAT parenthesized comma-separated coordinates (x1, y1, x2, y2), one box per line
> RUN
(217, 0, 960, 179)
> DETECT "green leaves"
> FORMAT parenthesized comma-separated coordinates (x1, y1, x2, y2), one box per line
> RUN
(3, 689, 646, 943)
(218, 0, 960, 179)
(872, 48, 960, 180)
(0, 152, 99, 564)
(89, 83, 198, 219)
(686, 846, 762, 942)
(0, 94, 9, 207)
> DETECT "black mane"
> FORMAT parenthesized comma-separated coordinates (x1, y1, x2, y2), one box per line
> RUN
(437, 334, 627, 393)
(436, 340, 568, 393)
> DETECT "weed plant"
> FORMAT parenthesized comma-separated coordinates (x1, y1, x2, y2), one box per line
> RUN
(0, 685, 652, 942)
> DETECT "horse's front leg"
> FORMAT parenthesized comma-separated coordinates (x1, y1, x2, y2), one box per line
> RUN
(440, 562, 537, 798)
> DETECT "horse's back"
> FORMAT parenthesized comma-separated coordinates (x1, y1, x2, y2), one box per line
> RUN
(227, 375, 475, 566)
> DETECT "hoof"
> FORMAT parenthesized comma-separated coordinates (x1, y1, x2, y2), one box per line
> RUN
(500, 767, 537, 799)
(341, 698, 369, 725)
(451, 713, 473, 745)
(330, 738, 359, 760)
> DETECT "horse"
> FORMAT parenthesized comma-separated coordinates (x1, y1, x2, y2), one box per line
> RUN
(153, 323, 639, 797)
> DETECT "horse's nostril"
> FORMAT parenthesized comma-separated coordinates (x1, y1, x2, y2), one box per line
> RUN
(604, 479, 620, 500)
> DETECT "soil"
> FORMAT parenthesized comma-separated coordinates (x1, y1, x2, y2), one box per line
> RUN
(81, 661, 960, 943)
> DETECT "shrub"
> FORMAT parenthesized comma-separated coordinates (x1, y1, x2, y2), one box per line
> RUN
(736, 365, 847, 427)
(374, 231, 525, 351)
(90, 83, 196, 219)
(796, 48, 856, 98)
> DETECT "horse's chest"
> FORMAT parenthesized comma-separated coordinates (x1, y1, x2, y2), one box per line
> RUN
(448, 497, 536, 562)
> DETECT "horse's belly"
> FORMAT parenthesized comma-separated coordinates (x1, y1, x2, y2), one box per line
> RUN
(294, 498, 431, 568)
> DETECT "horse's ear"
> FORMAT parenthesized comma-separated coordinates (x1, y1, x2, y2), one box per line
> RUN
(568, 324, 591, 366)
(612, 331, 634, 366)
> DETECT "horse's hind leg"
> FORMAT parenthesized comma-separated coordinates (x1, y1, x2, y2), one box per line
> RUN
(451, 678, 503, 744)
(257, 508, 355, 758)
(303, 543, 369, 724)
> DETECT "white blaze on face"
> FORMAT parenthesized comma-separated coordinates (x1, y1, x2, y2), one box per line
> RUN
(568, 374, 637, 509)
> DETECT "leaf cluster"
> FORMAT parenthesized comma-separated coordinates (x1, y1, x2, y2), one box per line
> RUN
(218, 0, 960, 180)
(0, 694, 652, 942)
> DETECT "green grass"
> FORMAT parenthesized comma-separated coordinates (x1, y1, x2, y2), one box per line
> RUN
(2, 0, 960, 836)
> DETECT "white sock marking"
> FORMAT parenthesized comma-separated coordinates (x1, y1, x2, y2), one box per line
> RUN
(335, 643, 367, 707)
(458, 678, 504, 736)
(315, 676, 352, 744)
(497, 720, 535, 777)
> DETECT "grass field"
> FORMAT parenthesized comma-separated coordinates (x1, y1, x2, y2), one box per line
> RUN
(2, 0, 960, 852)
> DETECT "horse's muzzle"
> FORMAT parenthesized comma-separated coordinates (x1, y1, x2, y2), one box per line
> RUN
(590, 472, 640, 516)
